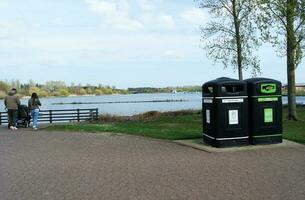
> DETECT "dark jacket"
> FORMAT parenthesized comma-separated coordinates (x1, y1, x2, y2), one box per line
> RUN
(4, 91, 20, 110)
(28, 98, 42, 110)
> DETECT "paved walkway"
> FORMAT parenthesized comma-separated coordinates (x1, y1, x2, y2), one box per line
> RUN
(0, 127, 305, 200)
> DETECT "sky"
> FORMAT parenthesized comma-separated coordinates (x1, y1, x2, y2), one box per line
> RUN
(0, 0, 304, 88)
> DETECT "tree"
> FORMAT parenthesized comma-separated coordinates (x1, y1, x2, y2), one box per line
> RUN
(10, 79, 21, 91)
(198, 0, 261, 80)
(28, 79, 36, 88)
(101, 88, 113, 95)
(0, 91, 6, 99)
(95, 89, 104, 95)
(0, 81, 9, 92)
(44, 81, 66, 93)
(78, 88, 87, 96)
(258, 0, 305, 120)
(29, 87, 41, 96)
(58, 88, 69, 97)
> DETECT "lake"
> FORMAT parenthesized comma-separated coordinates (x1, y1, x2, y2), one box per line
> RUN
(0, 93, 304, 116)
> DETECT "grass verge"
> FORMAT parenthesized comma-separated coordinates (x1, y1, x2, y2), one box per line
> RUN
(45, 107, 305, 143)
(283, 106, 305, 143)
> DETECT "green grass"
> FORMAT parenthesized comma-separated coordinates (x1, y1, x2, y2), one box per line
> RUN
(45, 107, 305, 143)
(283, 107, 305, 143)
(46, 111, 202, 140)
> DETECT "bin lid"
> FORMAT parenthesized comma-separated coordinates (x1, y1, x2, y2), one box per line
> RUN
(245, 78, 282, 96)
(202, 77, 247, 97)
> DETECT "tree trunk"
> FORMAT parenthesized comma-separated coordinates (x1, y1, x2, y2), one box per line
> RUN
(286, 0, 298, 120)
(287, 65, 297, 120)
(232, 0, 243, 80)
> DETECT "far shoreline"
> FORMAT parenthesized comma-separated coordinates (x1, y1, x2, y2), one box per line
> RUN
(1, 92, 305, 100)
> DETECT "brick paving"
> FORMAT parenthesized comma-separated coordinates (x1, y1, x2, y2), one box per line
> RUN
(0, 127, 305, 200)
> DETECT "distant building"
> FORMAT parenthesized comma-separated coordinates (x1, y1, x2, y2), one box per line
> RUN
(282, 83, 305, 91)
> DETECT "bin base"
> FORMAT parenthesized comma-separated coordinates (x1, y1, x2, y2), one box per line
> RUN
(203, 134, 249, 148)
(250, 135, 282, 145)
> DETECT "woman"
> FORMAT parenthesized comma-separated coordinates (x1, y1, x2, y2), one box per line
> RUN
(28, 93, 42, 130)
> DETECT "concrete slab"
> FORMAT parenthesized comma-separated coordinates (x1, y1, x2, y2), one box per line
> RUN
(173, 139, 305, 153)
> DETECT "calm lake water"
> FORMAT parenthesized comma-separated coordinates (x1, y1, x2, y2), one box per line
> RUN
(0, 93, 304, 116)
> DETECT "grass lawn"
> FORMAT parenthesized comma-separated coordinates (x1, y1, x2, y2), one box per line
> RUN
(283, 107, 305, 143)
(45, 107, 305, 143)
(46, 111, 202, 140)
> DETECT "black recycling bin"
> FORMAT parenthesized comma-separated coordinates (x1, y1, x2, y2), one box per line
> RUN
(202, 77, 249, 147)
(245, 78, 282, 144)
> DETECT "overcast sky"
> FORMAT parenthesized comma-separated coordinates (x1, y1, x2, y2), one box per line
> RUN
(0, 0, 304, 88)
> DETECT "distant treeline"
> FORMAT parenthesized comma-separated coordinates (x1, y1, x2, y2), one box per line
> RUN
(1, 80, 304, 99)
(282, 89, 305, 96)
(0, 80, 128, 99)
(0, 80, 202, 99)
(127, 86, 202, 94)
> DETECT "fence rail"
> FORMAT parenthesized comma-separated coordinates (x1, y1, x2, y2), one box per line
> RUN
(0, 108, 99, 125)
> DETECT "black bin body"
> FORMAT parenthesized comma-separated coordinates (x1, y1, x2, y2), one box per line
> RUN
(202, 77, 249, 148)
(245, 78, 282, 144)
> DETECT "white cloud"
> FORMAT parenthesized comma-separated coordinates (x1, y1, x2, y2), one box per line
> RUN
(0, 22, 9, 38)
(0, 33, 201, 66)
(0, 21, 26, 39)
(162, 50, 185, 59)
(86, 0, 117, 13)
(158, 15, 175, 29)
(181, 8, 209, 25)
(84, 0, 144, 31)
(138, 0, 155, 11)
(84, 0, 174, 31)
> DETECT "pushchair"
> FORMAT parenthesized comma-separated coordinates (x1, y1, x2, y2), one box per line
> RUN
(16, 105, 31, 128)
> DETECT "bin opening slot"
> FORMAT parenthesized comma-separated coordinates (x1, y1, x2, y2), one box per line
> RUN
(204, 86, 213, 94)
(221, 85, 244, 94)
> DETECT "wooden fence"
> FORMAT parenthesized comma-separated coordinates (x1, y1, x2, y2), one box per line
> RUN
(0, 108, 99, 125)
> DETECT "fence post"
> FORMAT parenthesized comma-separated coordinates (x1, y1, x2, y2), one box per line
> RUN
(0, 112, 2, 125)
(90, 110, 93, 121)
(49, 110, 53, 124)
(95, 108, 99, 120)
(77, 109, 80, 122)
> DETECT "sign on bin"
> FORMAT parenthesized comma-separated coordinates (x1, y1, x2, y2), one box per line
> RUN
(229, 110, 239, 125)
(206, 109, 210, 124)
(222, 99, 244, 103)
(264, 108, 273, 123)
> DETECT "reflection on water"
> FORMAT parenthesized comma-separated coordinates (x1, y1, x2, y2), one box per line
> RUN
(0, 93, 304, 116)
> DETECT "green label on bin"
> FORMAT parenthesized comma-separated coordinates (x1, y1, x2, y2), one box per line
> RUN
(258, 97, 278, 102)
(261, 83, 276, 94)
(264, 108, 273, 123)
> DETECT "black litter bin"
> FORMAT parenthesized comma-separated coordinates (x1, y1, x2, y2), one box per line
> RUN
(202, 77, 249, 147)
(245, 78, 282, 144)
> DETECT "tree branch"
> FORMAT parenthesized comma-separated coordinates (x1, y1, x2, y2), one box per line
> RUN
(295, 36, 304, 48)
(202, 23, 235, 37)
(294, 18, 305, 32)
(219, 0, 234, 16)
(267, 2, 288, 30)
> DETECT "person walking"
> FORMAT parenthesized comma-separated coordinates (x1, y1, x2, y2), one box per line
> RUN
(4, 88, 20, 130)
(28, 93, 42, 130)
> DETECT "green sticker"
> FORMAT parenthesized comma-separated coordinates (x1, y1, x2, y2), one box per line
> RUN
(261, 83, 276, 94)
(264, 108, 273, 123)
(258, 97, 278, 102)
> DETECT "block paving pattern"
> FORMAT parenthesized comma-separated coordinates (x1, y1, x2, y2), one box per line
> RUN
(0, 127, 305, 200)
